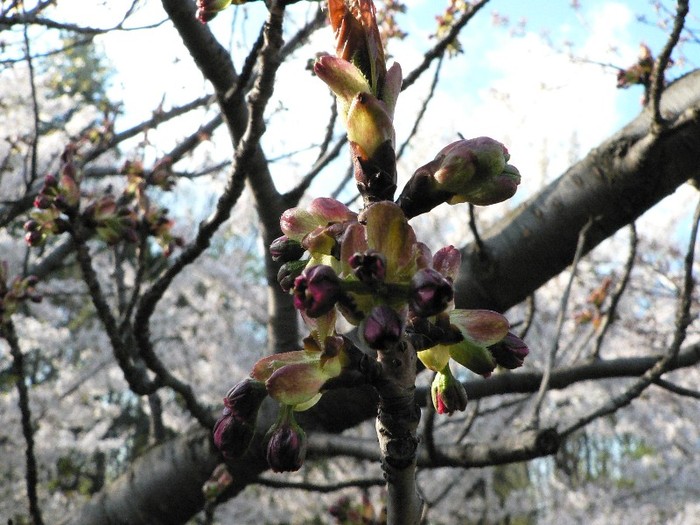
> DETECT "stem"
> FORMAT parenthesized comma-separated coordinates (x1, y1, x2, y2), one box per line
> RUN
(374, 339, 423, 525)
(4, 319, 45, 525)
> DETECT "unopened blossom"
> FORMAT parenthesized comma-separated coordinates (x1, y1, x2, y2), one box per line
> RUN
(265, 405, 307, 472)
(293, 265, 343, 318)
(409, 268, 454, 318)
(446, 309, 510, 377)
(362, 304, 402, 349)
(397, 137, 521, 218)
(348, 249, 386, 284)
(269, 235, 305, 263)
(489, 331, 529, 369)
(431, 365, 468, 415)
(213, 378, 268, 460)
(432, 245, 461, 282)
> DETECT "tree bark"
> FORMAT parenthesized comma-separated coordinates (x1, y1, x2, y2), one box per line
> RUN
(70, 70, 700, 525)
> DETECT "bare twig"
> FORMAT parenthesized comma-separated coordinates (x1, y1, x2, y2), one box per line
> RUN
(256, 475, 385, 492)
(396, 55, 443, 161)
(4, 319, 45, 525)
(591, 222, 637, 359)
(530, 217, 594, 426)
(650, 0, 689, 129)
(561, 196, 699, 438)
(402, 0, 490, 91)
(652, 378, 700, 399)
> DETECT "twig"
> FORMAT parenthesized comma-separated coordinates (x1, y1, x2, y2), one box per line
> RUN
(22, 14, 40, 191)
(592, 222, 637, 359)
(561, 195, 700, 438)
(402, 0, 490, 91)
(652, 378, 700, 399)
(650, 0, 689, 130)
(256, 475, 385, 492)
(396, 55, 443, 161)
(4, 319, 45, 525)
(530, 217, 594, 426)
(468, 204, 485, 255)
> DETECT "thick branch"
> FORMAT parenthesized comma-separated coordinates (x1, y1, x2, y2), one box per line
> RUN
(454, 69, 700, 312)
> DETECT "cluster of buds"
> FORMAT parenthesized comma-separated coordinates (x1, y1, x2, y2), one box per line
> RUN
(274, 195, 528, 415)
(397, 136, 521, 219)
(314, 0, 402, 203)
(25, 145, 182, 257)
(212, 0, 531, 471)
(25, 147, 81, 247)
(82, 196, 139, 245)
(214, 333, 363, 472)
(0, 262, 41, 327)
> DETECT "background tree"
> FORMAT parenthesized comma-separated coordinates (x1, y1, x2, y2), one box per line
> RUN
(1, 0, 699, 524)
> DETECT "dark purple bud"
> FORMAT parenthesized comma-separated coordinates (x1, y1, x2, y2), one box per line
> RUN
(43, 174, 58, 188)
(277, 260, 307, 293)
(409, 268, 454, 318)
(489, 332, 529, 369)
(348, 250, 387, 284)
(212, 378, 267, 460)
(269, 235, 305, 263)
(293, 265, 342, 318)
(265, 407, 307, 473)
(23, 220, 38, 232)
(362, 305, 402, 349)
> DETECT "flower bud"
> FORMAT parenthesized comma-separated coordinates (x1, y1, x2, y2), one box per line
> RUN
(348, 250, 386, 284)
(196, 0, 233, 23)
(269, 235, 305, 263)
(432, 245, 461, 282)
(265, 405, 307, 473)
(212, 378, 268, 460)
(277, 260, 307, 293)
(431, 365, 468, 415)
(489, 331, 529, 369)
(409, 268, 454, 318)
(293, 265, 342, 318)
(362, 305, 402, 349)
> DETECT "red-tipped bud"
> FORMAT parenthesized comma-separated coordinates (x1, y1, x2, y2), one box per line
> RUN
(431, 365, 468, 415)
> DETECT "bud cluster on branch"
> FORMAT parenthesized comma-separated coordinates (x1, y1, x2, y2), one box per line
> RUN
(206, 0, 529, 480)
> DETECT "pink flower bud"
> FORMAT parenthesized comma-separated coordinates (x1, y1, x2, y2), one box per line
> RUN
(432, 245, 461, 282)
(196, 0, 233, 23)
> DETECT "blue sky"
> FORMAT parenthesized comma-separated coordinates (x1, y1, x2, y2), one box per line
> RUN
(41, 0, 699, 238)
